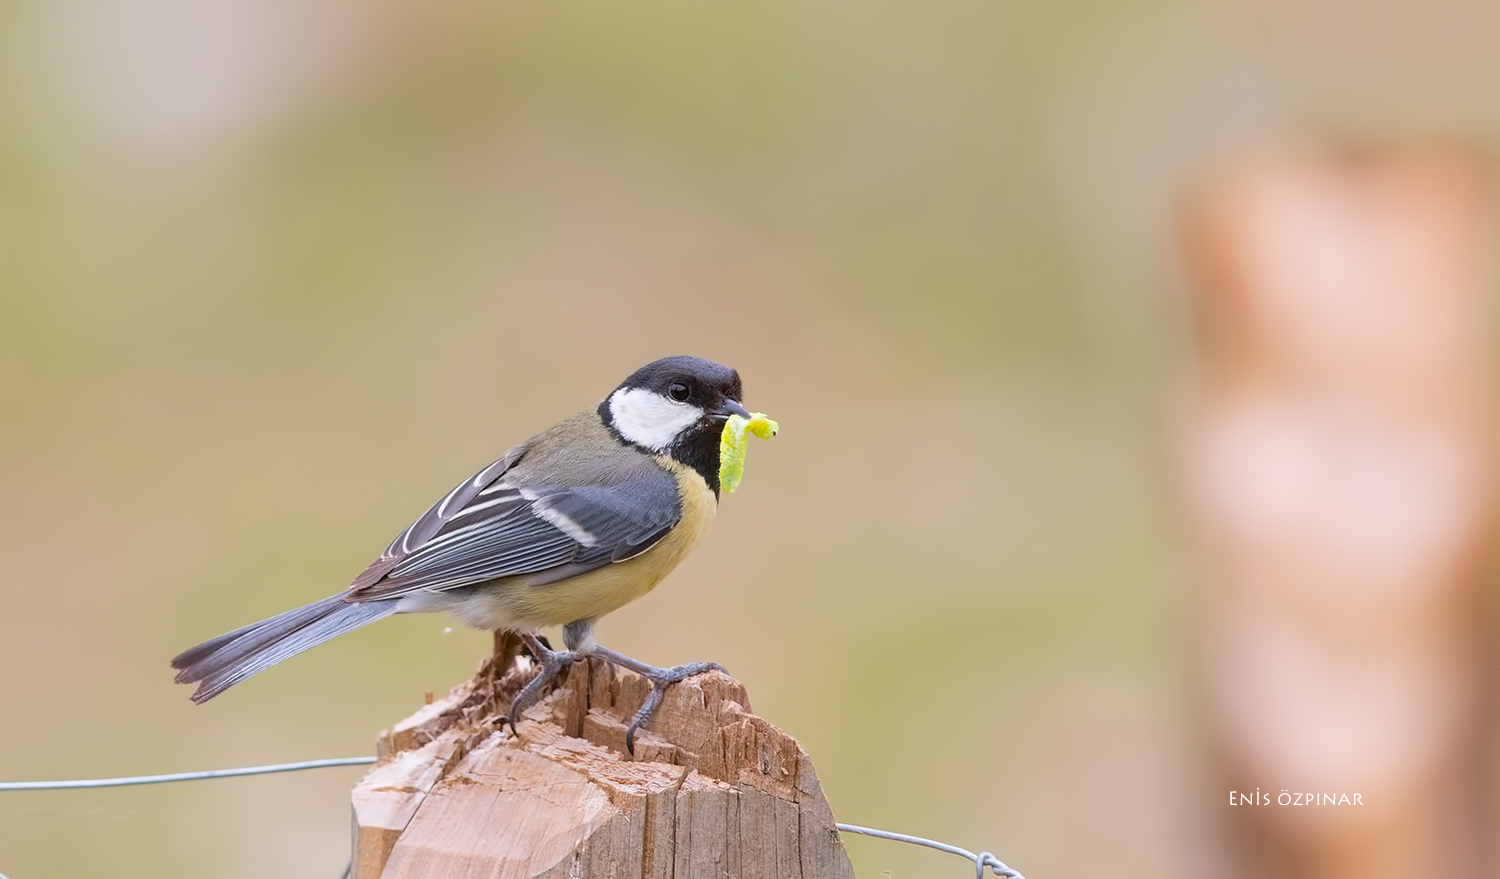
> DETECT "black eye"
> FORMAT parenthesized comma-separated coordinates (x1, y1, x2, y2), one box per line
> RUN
(667, 382, 691, 402)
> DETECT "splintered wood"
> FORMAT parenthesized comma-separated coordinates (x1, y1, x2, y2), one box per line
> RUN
(351, 647, 853, 879)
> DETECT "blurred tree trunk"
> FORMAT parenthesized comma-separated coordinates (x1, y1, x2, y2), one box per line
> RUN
(1179, 144, 1496, 878)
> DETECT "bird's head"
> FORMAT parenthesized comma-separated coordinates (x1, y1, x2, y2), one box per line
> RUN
(601, 356, 748, 454)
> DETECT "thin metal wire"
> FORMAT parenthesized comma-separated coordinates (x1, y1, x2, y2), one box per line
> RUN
(0, 757, 377, 790)
(0, 759, 1025, 877)
(836, 823, 1025, 879)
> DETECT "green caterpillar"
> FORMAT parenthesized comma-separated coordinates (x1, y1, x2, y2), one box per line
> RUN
(719, 412, 779, 493)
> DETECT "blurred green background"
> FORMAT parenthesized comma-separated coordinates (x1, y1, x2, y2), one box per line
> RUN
(2, 1, 1498, 877)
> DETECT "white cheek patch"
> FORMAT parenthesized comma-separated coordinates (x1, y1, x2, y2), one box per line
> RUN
(608, 387, 704, 451)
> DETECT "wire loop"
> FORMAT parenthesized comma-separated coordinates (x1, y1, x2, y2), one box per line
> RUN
(835, 823, 1024, 878)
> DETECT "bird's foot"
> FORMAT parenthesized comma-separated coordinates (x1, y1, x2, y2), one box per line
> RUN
(503, 633, 579, 733)
(593, 646, 726, 755)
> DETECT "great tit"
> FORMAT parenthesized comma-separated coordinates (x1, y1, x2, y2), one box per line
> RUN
(171, 355, 756, 751)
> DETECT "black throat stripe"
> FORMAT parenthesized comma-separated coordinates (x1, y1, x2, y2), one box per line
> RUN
(669, 421, 722, 498)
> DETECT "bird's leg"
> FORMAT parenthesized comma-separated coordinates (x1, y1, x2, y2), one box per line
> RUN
(591, 646, 726, 755)
(503, 632, 580, 733)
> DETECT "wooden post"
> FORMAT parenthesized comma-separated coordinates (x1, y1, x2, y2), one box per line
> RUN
(352, 640, 854, 879)
(1179, 144, 1496, 878)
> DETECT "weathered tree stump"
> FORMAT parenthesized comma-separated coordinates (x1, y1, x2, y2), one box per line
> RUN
(352, 638, 853, 878)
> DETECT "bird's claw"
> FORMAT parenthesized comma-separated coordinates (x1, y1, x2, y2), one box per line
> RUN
(503, 635, 578, 734)
(622, 660, 727, 755)
(500, 638, 725, 757)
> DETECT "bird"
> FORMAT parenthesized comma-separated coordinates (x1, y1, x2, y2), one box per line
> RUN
(171, 355, 760, 753)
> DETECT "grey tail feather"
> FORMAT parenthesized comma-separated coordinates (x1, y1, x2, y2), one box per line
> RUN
(170, 594, 397, 703)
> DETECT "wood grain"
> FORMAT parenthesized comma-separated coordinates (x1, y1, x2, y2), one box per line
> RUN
(352, 648, 853, 878)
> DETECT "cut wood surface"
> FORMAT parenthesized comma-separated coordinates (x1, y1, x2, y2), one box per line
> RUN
(352, 639, 854, 879)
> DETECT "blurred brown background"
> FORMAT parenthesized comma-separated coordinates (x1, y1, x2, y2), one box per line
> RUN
(3, 1, 1500, 877)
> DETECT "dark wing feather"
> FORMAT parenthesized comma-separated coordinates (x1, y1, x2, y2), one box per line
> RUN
(347, 452, 682, 602)
(348, 447, 525, 590)
(535, 484, 679, 563)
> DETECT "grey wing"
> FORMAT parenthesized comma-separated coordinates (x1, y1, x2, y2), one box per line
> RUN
(348, 447, 525, 590)
(347, 455, 682, 601)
